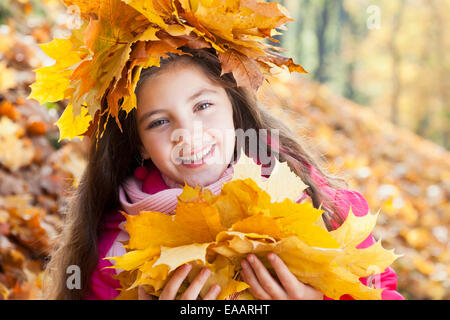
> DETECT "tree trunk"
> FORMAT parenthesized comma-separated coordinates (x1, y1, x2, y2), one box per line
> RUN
(315, 1, 330, 83)
(389, 0, 406, 125)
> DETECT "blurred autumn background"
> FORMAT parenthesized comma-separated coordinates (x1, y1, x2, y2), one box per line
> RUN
(0, 0, 448, 300)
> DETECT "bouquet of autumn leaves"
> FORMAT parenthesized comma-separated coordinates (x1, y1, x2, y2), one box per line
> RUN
(105, 154, 400, 300)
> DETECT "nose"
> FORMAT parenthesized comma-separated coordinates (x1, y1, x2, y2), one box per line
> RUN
(171, 119, 207, 155)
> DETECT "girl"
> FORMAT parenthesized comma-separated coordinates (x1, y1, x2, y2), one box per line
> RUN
(42, 46, 404, 300)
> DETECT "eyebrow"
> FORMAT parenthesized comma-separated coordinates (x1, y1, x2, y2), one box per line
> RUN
(138, 88, 218, 125)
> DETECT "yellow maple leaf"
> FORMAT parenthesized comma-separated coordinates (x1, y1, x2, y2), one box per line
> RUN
(107, 246, 160, 271)
(106, 151, 400, 300)
(28, 37, 87, 104)
(153, 243, 211, 273)
(55, 104, 92, 141)
(231, 152, 308, 203)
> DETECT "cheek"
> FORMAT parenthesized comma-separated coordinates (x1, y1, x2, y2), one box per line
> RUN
(139, 130, 173, 163)
(208, 101, 234, 130)
(206, 107, 235, 157)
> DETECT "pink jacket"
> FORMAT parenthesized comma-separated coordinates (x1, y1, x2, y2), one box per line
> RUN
(85, 163, 404, 300)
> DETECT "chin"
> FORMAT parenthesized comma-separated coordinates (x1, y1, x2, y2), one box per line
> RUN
(184, 167, 224, 188)
(185, 175, 216, 188)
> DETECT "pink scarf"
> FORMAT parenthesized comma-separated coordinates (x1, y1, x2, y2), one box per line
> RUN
(119, 161, 235, 216)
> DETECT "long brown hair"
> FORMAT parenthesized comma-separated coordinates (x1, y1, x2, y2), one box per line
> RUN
(43, 46, 348, 299)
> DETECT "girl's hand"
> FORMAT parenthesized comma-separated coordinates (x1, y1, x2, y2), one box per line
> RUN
(240, 253, 323, 300)
(139, 263, 222, 300)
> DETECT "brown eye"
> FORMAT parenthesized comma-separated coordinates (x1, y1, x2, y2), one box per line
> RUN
(195, 102, 212, 111)
(148, 119, 168, 129)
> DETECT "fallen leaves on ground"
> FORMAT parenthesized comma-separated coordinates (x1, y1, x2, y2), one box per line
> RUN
(0, 8, 88, 297)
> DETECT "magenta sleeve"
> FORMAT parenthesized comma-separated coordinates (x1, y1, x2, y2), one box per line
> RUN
(320, 187, 404, 300)
(84, 210, 124, 300)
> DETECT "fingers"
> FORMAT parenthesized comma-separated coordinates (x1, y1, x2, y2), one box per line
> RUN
(302, 284, 324, 300)
(241, 257, 287, 300)
(267, 253, 323, 300)
(159, 263, 222, 300)
(180, 267, 212, 300)
(159, 263, 192, 300)
(241, 259, 272, 300)
(244, 254, 287, 300)
(203, 285, 222, 300)
(267, 253, 304, 299)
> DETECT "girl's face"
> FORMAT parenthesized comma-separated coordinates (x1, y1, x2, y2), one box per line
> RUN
(136, 62, 236, 187)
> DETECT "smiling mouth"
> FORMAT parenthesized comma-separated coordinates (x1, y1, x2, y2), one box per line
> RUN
(177, 144, 216, 166)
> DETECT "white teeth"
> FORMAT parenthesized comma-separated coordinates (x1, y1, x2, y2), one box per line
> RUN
(178, 145, 213, 163)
